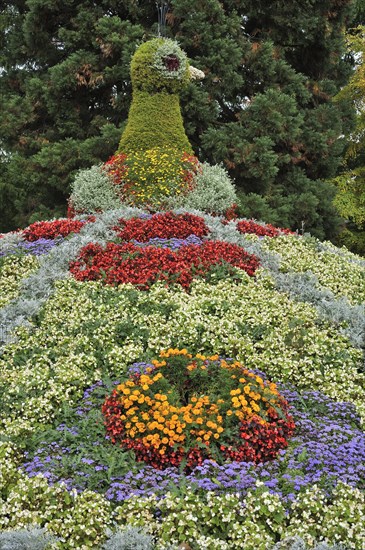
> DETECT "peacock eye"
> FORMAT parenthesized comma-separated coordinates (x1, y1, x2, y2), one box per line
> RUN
(152, 39, 188, 82)
(162, 54, 180, 72)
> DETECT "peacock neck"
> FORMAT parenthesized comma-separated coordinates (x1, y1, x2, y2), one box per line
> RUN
(118, 90, 193, 155)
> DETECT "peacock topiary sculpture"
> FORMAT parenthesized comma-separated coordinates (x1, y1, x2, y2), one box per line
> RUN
(69, 37, 237, 213)
(118, 38, 196, 155)
(106, 37, 204, 207)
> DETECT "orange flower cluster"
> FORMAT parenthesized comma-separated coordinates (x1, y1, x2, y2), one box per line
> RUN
(102, 349, 294, 469)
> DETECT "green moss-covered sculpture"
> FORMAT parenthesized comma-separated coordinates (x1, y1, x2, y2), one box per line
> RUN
(118, 38, 194, 155)
(119, 92, 192, 154)
(107, 38, 206, 207)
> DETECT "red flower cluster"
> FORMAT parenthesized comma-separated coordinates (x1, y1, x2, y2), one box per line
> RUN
(102, 391, 208, 470)
(180, 153, 201, 191)
(70, 240, 260, 290)
(23, 219, 89, 241)
(221, 405, 295, 463)
(114, 212, 209, 242)
(237, 219, 295, 237)
(66, 200, 77, 219)
(103, 390, 294, 470)
(103, 153, 129, 186)
(224, 204, 239, 221)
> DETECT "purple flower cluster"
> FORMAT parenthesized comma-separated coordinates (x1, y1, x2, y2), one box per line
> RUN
(20, 379, 364, 507)
(0, 238, 63, 257)
(74, 380, 109, 416)
(132, 234, 203, 251)
(127, 362, 154, 375)
(19, 238, 64, 255)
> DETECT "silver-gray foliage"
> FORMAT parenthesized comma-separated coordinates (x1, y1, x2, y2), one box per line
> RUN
(102, 527, 154, 550)
(273, 271, 365, 353)
(70, 165, 121, 214)
(166, 162, 238, 214)
(0, 526, 56, 550)
(0, 231, 25, 256)
(272, 537, 349, 550)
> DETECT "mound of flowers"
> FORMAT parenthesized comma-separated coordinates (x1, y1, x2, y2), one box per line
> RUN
(102, 350, 295, 470)
(70, 240, 259, 290)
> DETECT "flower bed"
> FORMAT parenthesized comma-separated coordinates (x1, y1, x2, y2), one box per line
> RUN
(70, 240, 260, 290)
(0, 255, 39, 308)
(21, 377, 363, 502)
(0, 207, 364, 548)
(264, 235, 365, 305)
(114, 212, 210, 241)
(22, 219, 87, 241)
(104, 150, 200, 206)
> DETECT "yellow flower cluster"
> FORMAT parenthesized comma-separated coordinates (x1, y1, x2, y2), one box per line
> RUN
(120, 147, 197, 206)
(117, 377, 223, 454)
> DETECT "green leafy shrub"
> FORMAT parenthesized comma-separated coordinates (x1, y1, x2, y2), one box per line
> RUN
(335, 226, 365, 256)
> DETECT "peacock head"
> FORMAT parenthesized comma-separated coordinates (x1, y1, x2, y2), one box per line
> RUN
(131, 38, 204, 95)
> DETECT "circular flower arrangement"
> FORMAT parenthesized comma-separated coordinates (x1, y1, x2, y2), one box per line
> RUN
(102, 350, 295, 470)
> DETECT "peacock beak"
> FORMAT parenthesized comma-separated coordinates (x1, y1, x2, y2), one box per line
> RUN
(189, 65, 205, 80)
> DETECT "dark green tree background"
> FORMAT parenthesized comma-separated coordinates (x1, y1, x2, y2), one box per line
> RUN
(0, 0, 357, 237)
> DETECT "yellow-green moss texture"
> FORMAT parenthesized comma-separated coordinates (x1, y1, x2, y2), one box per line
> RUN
(118, 92, 193, 154)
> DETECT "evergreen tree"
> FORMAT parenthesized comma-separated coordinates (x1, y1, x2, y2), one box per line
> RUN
(331, 25, 365, 254)
(353, 0, 365, 25)
(0, 0, 356, 238)
(0, 0, 149, 229)
(174, 0, 354, 238)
